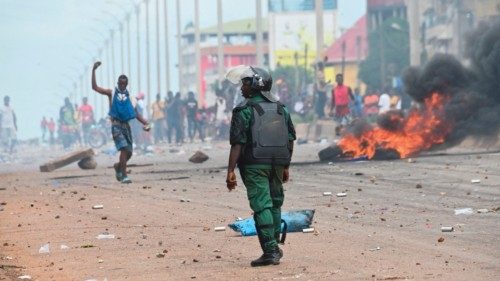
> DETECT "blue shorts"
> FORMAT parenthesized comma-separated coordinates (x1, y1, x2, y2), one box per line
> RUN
(111, 119, 133, 152)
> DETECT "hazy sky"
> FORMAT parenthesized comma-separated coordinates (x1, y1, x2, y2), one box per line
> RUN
(0, 0, 365, 139)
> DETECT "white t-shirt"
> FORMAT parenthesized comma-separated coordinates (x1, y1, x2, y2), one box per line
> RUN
(0, 106, 15, 129)
(378, 93, 391, 114)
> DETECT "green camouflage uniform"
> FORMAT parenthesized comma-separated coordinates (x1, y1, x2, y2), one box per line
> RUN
(230, 93, 296, 253)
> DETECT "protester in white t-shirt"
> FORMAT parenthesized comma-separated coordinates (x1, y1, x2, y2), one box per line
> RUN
(378, 92, 391, 114)
(0, 95, 17, 153)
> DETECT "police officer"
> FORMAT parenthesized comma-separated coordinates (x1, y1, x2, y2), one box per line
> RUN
(225, 66, 296, 267)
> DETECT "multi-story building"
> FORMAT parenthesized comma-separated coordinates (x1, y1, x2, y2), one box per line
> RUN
(367, 0, 407, 31)
(268, 0, 339, 68)
(181, 18, 269, 107)
(406, 0, 500, 66)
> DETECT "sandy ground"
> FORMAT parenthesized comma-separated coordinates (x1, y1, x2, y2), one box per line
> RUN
(0, 140, 499, 281)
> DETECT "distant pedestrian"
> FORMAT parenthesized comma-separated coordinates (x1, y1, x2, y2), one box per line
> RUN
(41, 116, 48, 143)
(170, 92, 184, 145)
(79, 97, 95, 145)
(47, 118, 56, 145)
(363, 90, 379, 122)
(378, 91, 391, 114)
(0, 96, 17, 154)
(151, 93, 165, 144)
(185, 91, 200, 142)
(91, 61, 150, 184)
(330, 74, 353, 136)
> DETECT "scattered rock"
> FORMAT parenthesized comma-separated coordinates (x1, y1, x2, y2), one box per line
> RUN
(77, 157, 97, 170)
(189, 151, 209, 163)
(156, 253, 165, 258)
(438, 237, 445, 243)
(416, 184, 423, 189)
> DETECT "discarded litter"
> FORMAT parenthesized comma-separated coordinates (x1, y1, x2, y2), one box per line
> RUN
(17, 275, 32, 280)
(477, 209, 489, 213)
(454, 208, 473, 215)
(92, 205, 104, 210)
(214, 226, 226, 232)
(323, 192, 332, 196)
(336, 193, 347, 197)
(369, 246, 381, 251)
(180, 199, 191, 202)
(302, 228, 315, 233)
(471, 179, 481, 183)
(96, 234, 115, 239)
(229, 210, 315, 236)
(38, 243, 50, 254)
(441, 226, 454, 232)
(60, 244, 69, 250)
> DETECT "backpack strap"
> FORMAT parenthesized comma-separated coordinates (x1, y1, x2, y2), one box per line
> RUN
(247, 101, 265, 116)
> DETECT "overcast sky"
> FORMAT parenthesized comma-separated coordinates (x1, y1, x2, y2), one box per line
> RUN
(0, 0, 365, 139)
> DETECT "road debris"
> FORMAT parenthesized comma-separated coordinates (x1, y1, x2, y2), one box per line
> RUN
(92, 205, 104, 210)
(438, 237, 445, 242)
(189, 151, 209, 163)
(96, 233, 115, 239)
(39, 148, 95, 172)
(336, 192, 347, 197)
(38, 243, 50, 254)
(416, 184, 423, 189)
(17, 275, 32, 280)
(323, 192, 332, 196)
(60, 244, 69, 250)
(214, 226, 226, 232)
(302, 228, 315, 233)
(454, 208, 474, 215)
(477, 209, 489, 213)
(441, 226, 454, 232)
(471, 179, 481, 183)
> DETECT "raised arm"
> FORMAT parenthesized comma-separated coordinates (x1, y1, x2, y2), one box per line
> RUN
(91, 62, 112, 97)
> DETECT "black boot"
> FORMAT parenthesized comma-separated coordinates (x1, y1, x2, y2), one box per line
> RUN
(250, 248, 281, 267)
(274, 233, 283, 258)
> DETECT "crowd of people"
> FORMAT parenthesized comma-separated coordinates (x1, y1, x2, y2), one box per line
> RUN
(38, 87, 235, 150)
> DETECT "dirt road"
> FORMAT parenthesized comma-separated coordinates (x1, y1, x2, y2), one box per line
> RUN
(1, 142, 499, 280)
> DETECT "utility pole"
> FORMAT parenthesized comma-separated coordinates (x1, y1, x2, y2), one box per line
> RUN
(255, 0, 263, 67)
(145, 0, 151, 117)
(217, 0, 224, 87)
(119, 22, 124, 73)
(176, 0, 183, 94)
(126, 13, 132, 79)
(315, 0, 324, 63)
(164, 0, 171, 91)
(105, 40, 111, 116)
(135, 3, 142, 95)
(195, 0, 201, 101)
(110, 29, 115, 79)
(156, 0, 161, 95)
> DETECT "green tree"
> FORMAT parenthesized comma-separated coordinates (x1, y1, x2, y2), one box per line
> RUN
(358, 17, 410, 90)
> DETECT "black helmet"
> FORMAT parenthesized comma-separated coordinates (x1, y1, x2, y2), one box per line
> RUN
(225, 65, 277, 102)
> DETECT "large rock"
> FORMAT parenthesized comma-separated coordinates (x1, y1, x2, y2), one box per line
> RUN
(189, 151, 209, 163)
(77, 157, 97, 170)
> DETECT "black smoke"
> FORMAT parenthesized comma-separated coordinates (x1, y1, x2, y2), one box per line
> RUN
(402, 20, 500, 146)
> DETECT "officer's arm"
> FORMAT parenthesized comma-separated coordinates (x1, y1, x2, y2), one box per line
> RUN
(227, 144, 242, 172)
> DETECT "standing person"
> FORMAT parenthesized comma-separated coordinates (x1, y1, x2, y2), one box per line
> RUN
(0, 96, 17, 154)
(79, 97, 95, 145)
(47, 118, 56, 145)
(40, 116, 48, 143)
(214, 91, 228, 140)
(185, 91, 199, 142)
(151, 93, 165, 144)
(225, 66, 296, 267)
(351, 88, 364, 118)
(164, 91, 174, 144)
(330, 74, 354, 136)
(91, 61, 150, 184)
(169, 92, 184, 145)
(314, 66, 328, 119)
(131, 92, 147, 149)
(363, 90, 379, 122)
(378, 91, 391, 114)
(59, 97, 77, 149)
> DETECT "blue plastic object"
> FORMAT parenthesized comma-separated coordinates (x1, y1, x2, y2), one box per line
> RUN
(229, 209, 315, 236)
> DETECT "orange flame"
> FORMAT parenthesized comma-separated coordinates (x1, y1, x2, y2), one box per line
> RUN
(338, 92, 453, 159)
